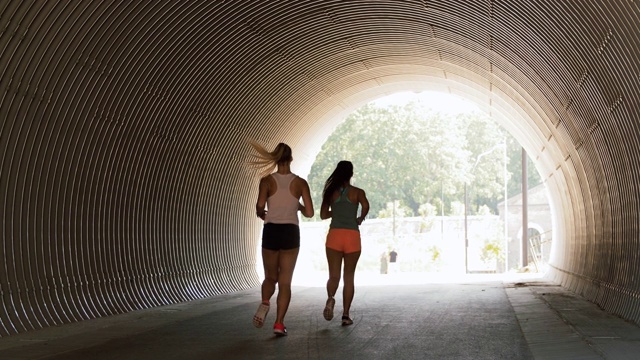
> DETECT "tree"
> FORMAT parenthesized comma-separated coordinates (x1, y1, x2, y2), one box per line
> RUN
(307, 100, 527, 220)
(458, 113, 512, 214)
(505, 137, 542, 198)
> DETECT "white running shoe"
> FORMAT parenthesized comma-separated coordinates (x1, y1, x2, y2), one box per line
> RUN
(253, 302, 269, 328)
(323, 297, 335, 321)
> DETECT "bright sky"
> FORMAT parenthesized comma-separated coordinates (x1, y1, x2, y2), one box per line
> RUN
(371, 91, 481, 115)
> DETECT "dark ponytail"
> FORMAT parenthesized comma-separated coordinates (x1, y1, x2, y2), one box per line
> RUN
(322, 161, 354, 204)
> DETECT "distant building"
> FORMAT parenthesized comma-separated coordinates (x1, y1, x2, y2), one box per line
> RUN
(497, 183, 553, 271)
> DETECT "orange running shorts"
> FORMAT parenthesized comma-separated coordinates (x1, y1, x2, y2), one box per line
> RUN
(325, 228, 361, 253)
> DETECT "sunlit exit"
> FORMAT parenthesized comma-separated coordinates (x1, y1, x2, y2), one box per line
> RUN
(290, 91, 552, 286)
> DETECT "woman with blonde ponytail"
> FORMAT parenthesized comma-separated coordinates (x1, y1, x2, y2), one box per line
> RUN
(248, 141, 314, 336)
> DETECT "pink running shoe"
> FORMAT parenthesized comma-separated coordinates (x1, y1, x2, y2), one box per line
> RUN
(253, 302, 269, 328)
(273, 322, 287, 336)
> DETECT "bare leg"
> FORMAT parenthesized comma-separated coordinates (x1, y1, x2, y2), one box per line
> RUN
(342, 251, 361, 317)
(275, 247, 299, 324)
(253, 248, 280, 328)
(261, 248, 280, 302)
(325, 247, 344, 298)
(323, 247, 344, 321)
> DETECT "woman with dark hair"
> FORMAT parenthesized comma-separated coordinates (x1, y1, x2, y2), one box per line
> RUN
(248, 141, 314, 336)
(320, 160, 369, 326)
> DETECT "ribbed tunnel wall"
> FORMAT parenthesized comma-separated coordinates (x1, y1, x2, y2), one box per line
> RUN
(1, 0, 639, 336)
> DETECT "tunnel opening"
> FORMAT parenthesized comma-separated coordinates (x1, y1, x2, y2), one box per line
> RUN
(255, 90, 554, 287)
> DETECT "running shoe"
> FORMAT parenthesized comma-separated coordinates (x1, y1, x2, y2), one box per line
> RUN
(323, 297, 335, 321)
(341, 315, 353, 326)
(273, 322, 287, 336)
(252, 302, 269, 328)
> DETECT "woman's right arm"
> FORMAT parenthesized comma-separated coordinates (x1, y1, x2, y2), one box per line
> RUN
(320, 198, 332, 220)
(256, 177, 269, 220)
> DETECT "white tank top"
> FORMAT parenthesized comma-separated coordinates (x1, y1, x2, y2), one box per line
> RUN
(265, 173, 299, 225)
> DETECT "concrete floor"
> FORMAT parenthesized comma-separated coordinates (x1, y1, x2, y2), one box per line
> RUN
(1, 273, 640, 359)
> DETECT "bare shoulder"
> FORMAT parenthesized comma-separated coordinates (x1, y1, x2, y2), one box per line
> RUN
(347, 186, 365, 202)
(289, 175, 309, 198)
(260, 174, 276, 191)
(260, 174, 273, 185)
(351, 186, 365, 195)
(356, 187, 368, 201)
(293, 175, 309, 187)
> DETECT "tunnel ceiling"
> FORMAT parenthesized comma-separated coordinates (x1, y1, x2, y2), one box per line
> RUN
(1, 0, 640, 336)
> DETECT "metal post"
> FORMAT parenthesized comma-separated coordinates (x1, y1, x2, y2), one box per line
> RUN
(503, 139, 508, 272)
(464, 182, 468, 273)
(521, 148, 528, 267)
(392, 199, 396, 242)
(441, 180, 444, 242)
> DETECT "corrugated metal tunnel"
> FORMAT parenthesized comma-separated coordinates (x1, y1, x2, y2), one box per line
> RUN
(1, 0, 639, 337)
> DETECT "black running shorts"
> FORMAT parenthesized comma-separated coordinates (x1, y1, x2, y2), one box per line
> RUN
(262, 223, 300, 250)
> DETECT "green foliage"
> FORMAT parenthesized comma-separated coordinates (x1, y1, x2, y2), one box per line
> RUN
(418, 203, 437, 217)
(505, 137, 543, 198)
(480, 239, 504, 264)
(477, 205, 493, 216)
(306, 98, 539, 220)
(418, 203, 437, 232)
(429, 245, 441, 263)
(377, 201, 412, 218)
(450, 201, 465, 216)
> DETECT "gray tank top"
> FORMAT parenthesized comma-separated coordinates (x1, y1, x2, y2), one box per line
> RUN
(329, 186, 359, 230)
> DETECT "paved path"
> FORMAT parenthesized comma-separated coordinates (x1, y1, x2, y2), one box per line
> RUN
(1, 274, 639, 359)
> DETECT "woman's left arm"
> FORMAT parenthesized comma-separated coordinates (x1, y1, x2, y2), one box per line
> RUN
(298, 179, 315, 218)
(357, 189, 369, 225)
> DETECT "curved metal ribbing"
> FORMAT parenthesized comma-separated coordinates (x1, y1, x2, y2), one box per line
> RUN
(0, 0, 639, 336)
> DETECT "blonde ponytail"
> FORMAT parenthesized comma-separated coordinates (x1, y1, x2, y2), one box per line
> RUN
(248, 141, 292, 177)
